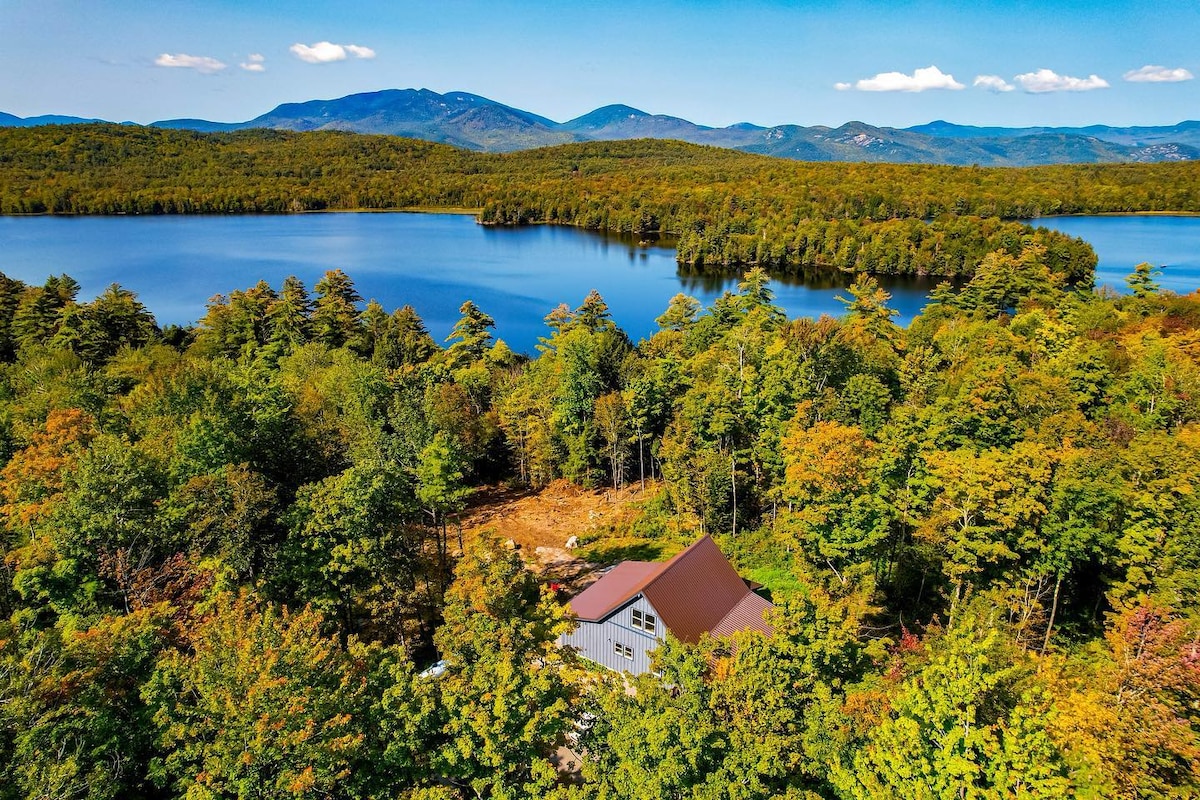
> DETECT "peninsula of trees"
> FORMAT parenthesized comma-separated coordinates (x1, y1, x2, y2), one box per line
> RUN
(0, 248, 1198, 798)
(8, 124, 1200, 275)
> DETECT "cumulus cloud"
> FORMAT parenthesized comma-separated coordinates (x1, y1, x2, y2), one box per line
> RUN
(834, 65, 964, 92)
(290, 41, 376, 64)
(1014, 68, 1109, 93)
(1124, 65, 1194, 83)
(240, 53, 265, 72)
(974, 74, 1014, 93)
(154, 53, 226, 74)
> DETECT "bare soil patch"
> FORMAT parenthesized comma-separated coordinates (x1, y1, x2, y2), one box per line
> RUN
(459, 479, 655, 590)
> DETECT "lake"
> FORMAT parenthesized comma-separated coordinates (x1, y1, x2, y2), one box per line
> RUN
(0, 213, 942, 353)
(1035, 215, 1200, 295)
(0, 213, 1197, 354)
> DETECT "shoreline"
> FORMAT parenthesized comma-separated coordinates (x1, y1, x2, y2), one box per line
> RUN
(1034, 210, 1200, 219)
(5, 207, 1200, 221)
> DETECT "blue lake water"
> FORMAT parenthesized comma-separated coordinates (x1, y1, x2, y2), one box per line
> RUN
(0, 213, 940, 353)
(0, 212, 1197, 354)
(1035, 215, 1200, 294)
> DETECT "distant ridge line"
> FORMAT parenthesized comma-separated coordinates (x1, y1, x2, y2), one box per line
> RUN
(4, 89, 1199, 167)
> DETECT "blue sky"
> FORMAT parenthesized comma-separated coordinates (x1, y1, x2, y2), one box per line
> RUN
(2, 0, 1197, 128)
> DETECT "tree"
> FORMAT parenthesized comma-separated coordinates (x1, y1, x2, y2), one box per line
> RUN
(707, 589, 875, 798)
(552, 327, 605, 484)
(354, 299, 389, 357)
(1047, 603, 1200, 799)
(1, 608, 170, 800)
(445, 300, 495, 366)
(421, 537, 575, 800)
(574, 289, 617, 333)
(833, 609, 1072, 799)
(266, 275, 313, 354)
(0, 272, 27, 361)
(374, 305, 437, 369)
(0, 408, 95, 535)
(779, 419, 891, 583)
(11, 275, 78, 351)
(655, 293, 701, 332)
(1126, 261, 1162, 298)
(736, 266, 779, 314)
(918, 442, 1054, 615)
(161, 463, 280, 579)
(579, 638, 726, 800)
(312, 269, 363, 348)
(416, 432, 471, 563)
(496, 373, 556, 486)
(836, 274, 902, 376)
(594, 391, 629, 490)
(53, 284, 157, 364)
(623, 361, 678, 489)
(145, 592, 407, 800)
(282, 458, 424, 639)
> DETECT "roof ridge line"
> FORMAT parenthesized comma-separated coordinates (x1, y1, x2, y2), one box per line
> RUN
(642, 534, 716, 593)
(609, 536, 714, 609)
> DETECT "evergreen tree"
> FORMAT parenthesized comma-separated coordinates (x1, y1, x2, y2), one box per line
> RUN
(312, 269, 363, 348)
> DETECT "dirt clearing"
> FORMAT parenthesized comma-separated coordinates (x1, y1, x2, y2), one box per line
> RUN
(459, 479, 665, 589)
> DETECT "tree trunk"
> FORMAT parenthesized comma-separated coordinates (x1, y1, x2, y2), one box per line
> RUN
(730, 451, 738, 537)
(1041, 574, 1063, 654)
(638, 429, 645, 491)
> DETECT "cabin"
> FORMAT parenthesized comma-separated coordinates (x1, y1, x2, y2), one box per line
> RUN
(559, 535, 772, 674)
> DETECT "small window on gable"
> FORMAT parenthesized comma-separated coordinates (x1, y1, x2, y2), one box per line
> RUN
(631, 609, 657, 633)
(613, 641, 633, 660)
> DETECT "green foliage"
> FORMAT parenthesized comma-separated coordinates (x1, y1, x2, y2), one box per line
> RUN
(144, 592, 407, 800)
(1126, 261, 1162, 298)
(579, 638, 727, 800)
(833, 607, 1072, 799)
(312, 269, 364, 349)
(1, 228, 1200, 798)
(0, 608, 170, 800)
(421, 536, 576, 799)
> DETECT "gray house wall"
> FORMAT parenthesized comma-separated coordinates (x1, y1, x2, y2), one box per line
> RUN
(560, 594, 663, 674)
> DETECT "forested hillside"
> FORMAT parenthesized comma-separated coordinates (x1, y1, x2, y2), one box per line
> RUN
(0, 249, 1198, 799)
(7, 124, 1200, 274)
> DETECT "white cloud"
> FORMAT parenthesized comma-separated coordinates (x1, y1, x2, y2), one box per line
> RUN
(974, 74, 1014, 93)
(290, 41, 375, 64)
(835, 65, 965, 93)
(1124, 65, 1194, 83)
(240, 53, 266, 72)
(154, 53, 226, 74)
(1014, 68, 1109, 93)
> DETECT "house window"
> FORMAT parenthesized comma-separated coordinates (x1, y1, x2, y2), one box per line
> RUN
(631, 609, 657, 633)
(613, 641, 633, 660)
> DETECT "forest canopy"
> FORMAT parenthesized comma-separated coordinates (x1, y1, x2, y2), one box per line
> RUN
(0, 246, 1198, 798)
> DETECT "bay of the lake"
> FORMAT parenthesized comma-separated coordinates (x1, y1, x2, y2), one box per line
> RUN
(1034, 215, 1200, 295)
(0, 213, 941, 354)
(1, 212, 1197, 354)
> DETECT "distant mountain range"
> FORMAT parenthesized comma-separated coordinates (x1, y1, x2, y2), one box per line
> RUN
(5, 88, 1200, 167)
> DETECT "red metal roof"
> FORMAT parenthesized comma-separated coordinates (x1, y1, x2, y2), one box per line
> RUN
(567, 535, 772, 644)
(569, 560, 660, 621)
(710, 592, 774, 639)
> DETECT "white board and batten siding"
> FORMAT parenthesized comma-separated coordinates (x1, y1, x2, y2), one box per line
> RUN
(560, 594, 662, 674)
